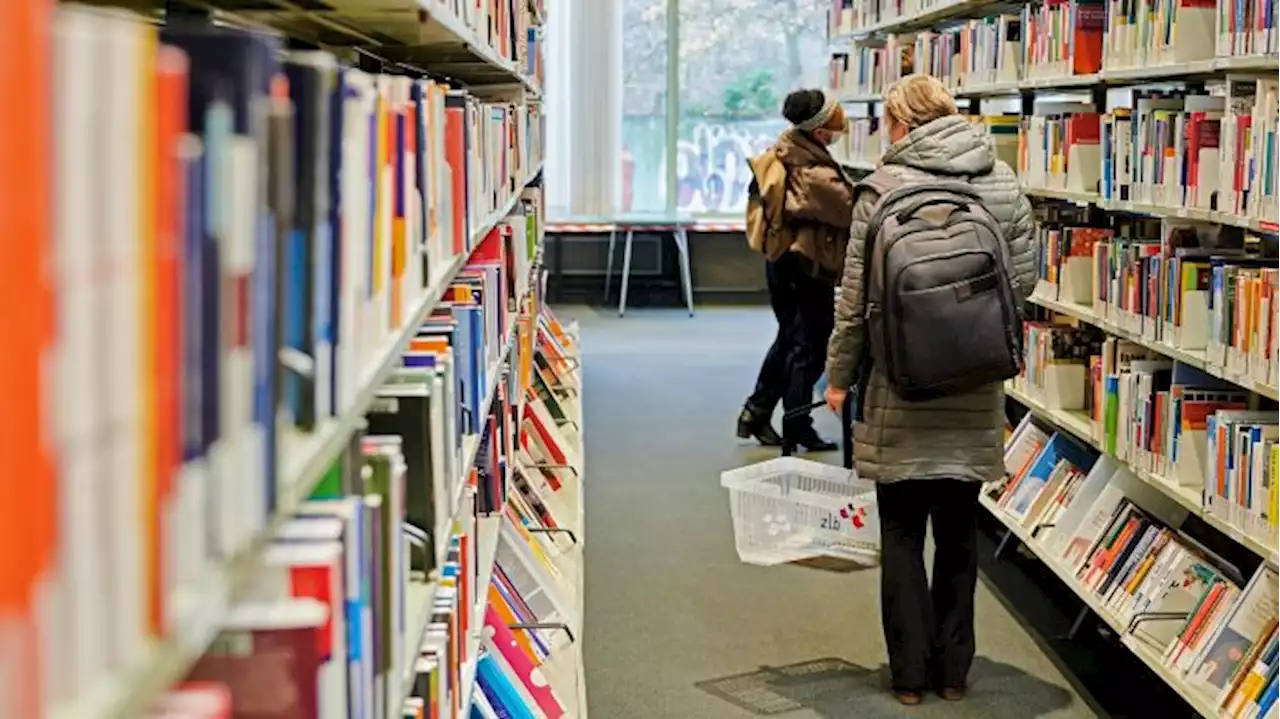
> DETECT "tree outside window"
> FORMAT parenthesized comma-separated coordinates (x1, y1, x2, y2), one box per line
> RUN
(622, 0, 832, 216)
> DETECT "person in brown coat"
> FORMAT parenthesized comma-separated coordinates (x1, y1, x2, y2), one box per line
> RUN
(738, 89, 854, 450)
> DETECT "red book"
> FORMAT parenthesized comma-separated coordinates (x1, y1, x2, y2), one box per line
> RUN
(150, 43, 189, 637)
(444, 93, 469, 255)
(1071, 0, 1105, 74)
(148, 682, 233, 718)
(185, 599, 327, 719)
(1065, 112, 1101, 147)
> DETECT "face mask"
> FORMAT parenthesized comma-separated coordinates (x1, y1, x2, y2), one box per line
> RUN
(823, 130, 844, 147)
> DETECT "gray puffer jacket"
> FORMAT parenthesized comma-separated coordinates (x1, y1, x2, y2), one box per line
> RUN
(825, 115, 1037, 484)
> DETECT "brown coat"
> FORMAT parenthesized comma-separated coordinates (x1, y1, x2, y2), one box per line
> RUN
(746, 129, 854, 281)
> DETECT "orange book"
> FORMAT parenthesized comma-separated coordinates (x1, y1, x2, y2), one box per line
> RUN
(1, 0, 56, 714)
(1071, 1, 1105, 74)
(149, 43, 188, 636)
(487, 583, 541, 660)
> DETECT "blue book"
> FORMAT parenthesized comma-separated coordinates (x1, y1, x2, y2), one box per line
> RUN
(327, 66, 345, 419)
(1008, 433, 1096, 520)
(411, 80, 430, 279)
(1257, 676, 1278, 718)
(476, 655, 536, 719)
(180, 144, 207, 467)
(451, 304, 480, 434)
(162, 23, 283, 528)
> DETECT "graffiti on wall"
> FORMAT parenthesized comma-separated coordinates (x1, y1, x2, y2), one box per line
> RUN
(675, 119, 781, 214)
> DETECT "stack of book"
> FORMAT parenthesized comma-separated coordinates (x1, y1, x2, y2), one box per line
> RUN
(830, 0, 857, 37)
(990, 418, 1098, 526)
(831, 32, 916, 98)
(1019, 103, 1103, 193)
(988, 420, 1280, 718)
(143, 207, 550, 718)
(472, 304, 587, 719)
(832, 42, 891, 98)
(907, 15, 1028, 89)
(1217, 614, 1280, 718)
(1021, 0, 1106, 80)
(842, 0, 964, 31)
(1102, 0, 1217, 71)
(1221, 79, 1279, 226)
(956, 14, 1025, 88)
(1096, 82, 1279, 228)
(26, 4, 550, 717)
(1217, 0, 1280, 59)
(428, 0, 544, 83)
(832, 111, 884, 168)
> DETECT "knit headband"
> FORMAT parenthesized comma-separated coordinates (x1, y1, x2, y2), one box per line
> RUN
(794, 92, 838, 132)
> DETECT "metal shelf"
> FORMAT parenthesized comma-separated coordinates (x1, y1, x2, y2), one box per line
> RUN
(52, 167, 544, 719)
(978, 492, 1226, 719)
(1004, 382, 1280, 566)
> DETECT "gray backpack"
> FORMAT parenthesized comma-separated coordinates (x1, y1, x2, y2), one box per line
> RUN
(855, 169, 1023, 401)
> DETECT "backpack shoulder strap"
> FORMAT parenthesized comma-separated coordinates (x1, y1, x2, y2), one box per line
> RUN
(854, 166, 904, 198)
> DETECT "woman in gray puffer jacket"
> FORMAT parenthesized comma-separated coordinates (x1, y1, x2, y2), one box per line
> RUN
(822, 74, 1037, 706)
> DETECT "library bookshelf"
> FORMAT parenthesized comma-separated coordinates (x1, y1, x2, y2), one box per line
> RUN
(827, 0, 1279, 716)
(3, 0, 587, 717)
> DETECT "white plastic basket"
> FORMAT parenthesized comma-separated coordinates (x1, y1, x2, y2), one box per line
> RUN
(720, 456, 880, 568)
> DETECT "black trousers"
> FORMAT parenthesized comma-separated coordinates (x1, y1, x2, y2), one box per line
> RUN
(875, 479, 981, 693)
(745, 252, 834, 435)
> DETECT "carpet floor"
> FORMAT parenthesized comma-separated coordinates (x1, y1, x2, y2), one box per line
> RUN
(563, 305, 1103, 719)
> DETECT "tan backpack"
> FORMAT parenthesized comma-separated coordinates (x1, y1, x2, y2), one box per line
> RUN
(744, 149, 790, 262)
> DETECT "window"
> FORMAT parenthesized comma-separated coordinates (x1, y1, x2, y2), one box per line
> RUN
(676, 0, 831, 216)
(621, 0, 669, 214)
(545, 0, 832, 219)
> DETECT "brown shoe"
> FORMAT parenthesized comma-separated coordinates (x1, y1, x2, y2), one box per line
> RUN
(894, 691, 924, 706)
(937, 686, 966, 702)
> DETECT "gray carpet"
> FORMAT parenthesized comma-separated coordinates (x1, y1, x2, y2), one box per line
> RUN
(565, 305, 1098, 719)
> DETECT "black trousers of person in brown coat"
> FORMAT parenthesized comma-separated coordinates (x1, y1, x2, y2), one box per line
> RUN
(745, 251, 834, 440)
(875, 478, 982, 693)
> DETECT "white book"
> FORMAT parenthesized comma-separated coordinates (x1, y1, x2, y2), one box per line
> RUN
(1192, 565, 1279, 691)
(1057, 467, 1128, 569)
(472, 683, 501, 719)
(427, 371, 450, 563)
(51, 4, 107, 698)
(497, 524, 576, 645)
(101, 10, 147, 671)
(226, 132, 262, 553)
(336, 69, 359, 412)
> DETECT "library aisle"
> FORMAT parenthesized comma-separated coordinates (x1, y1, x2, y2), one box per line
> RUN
(564, 306, 1094, 719)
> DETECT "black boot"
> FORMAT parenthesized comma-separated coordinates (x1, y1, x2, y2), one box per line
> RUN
(789, 427, 837, 453)
(737, 406, 783, 446)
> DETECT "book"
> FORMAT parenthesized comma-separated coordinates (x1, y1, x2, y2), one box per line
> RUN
(185, 599, 329, 719)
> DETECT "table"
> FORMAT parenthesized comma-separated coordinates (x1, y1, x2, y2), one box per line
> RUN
(546, 214, 698, 317)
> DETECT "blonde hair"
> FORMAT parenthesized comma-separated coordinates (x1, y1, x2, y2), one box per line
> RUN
(883, 74, 958, 130)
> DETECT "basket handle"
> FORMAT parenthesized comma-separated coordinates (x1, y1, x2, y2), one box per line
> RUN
(781, 399, 827, 421)
(780, 395, 854, 470)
